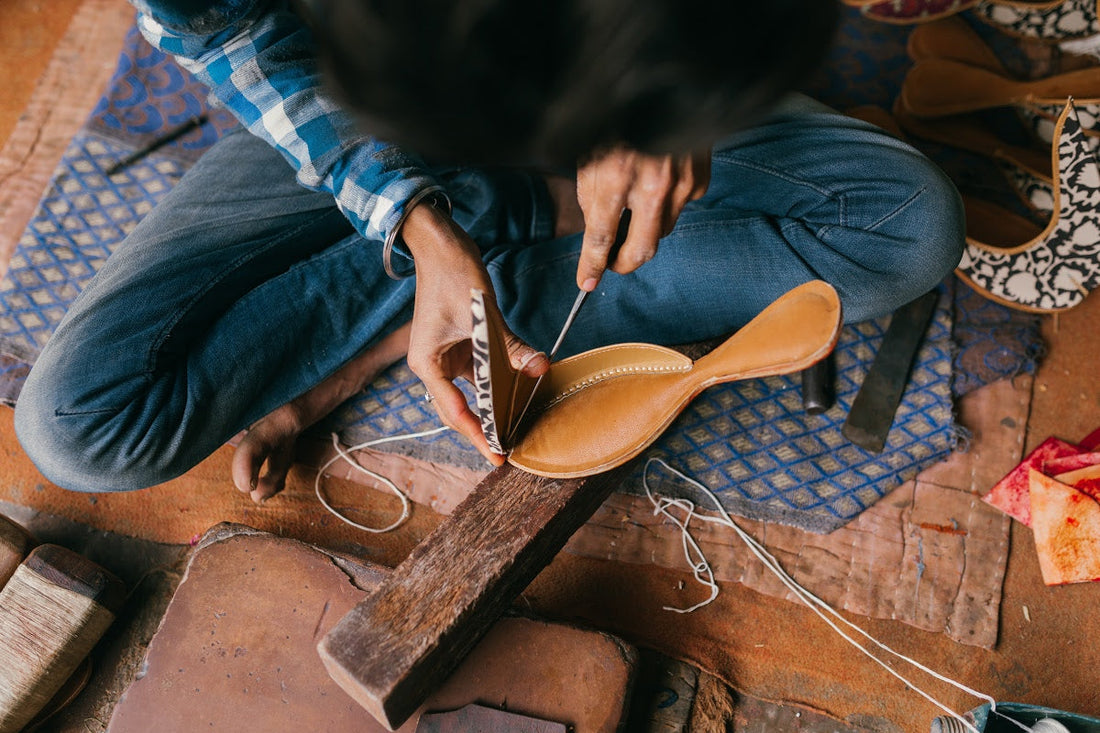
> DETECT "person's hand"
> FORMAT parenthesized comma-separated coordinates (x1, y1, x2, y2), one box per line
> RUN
(575, 147, 711, 291)
(400, 201, 548, 465)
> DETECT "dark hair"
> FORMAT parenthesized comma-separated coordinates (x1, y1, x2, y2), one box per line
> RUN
(303, 0, 839, 167)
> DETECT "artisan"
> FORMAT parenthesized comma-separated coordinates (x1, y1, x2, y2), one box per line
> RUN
(14, 0, 965, 502)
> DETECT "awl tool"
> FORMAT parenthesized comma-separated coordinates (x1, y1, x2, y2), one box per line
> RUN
(505, 211, 631, 445)
(506, 287, 588, 445)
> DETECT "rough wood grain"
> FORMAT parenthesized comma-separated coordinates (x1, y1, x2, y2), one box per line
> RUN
(0, 513, 35, 588)
(0, 544, 124, 733)
(318, 461, 632, 730)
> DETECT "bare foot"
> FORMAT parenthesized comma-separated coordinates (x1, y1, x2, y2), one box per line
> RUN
(232, 323, 411, 504)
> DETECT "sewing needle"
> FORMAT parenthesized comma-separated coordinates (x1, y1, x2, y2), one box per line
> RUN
(505, 208, 629, 446)
(506, 287, 589, 445)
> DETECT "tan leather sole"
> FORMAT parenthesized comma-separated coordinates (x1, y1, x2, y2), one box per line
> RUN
(471, 281, 843, 478)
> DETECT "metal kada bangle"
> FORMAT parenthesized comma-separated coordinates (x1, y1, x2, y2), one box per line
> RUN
(382, 188, 452, 279)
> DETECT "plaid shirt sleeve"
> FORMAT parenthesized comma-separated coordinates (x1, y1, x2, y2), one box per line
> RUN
(133, 0, 444, 248)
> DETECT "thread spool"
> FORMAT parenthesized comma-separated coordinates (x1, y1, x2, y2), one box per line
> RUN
(930, 718, 973, 733)
(0, 513, 35, 588)
(0, 544, 125, 733)
(930, 715, 1073, 733)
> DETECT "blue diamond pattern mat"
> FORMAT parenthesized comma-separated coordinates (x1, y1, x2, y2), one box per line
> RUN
(325, 290, 955, 533)
(0, 12, 1039, 533)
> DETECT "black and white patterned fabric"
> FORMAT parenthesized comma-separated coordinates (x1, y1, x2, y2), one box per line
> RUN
(959, 103, 1100, 311)
(1020, 102, 1100, 146)
(974, 0, 1099, 41)
(997, 157, 1055, 212)
(469, 290, 505, 454)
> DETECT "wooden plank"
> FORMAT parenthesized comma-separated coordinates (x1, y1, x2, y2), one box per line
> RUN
(318, 461, 632, 730)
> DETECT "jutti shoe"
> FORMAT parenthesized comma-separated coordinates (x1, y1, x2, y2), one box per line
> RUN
(861, 0, 981, 24)
(957, 100, 1100, 312)
(972, 0, 1100, 43)
(899, 57, 1100, 118)
(470, 281, 842, 478)
(891, 102, 1057, 212)
(907, 15, 1007, 71)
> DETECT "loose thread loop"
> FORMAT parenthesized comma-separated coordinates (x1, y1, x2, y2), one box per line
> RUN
(642, 457, 998, 733)
(315, 426, 450, 534)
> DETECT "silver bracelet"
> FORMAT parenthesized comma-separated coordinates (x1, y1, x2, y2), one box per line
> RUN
(382, 188, 452, 279)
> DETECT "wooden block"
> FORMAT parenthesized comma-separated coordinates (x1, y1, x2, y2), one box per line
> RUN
(0, 513, 35, 588)
(318, 462, 633, 730)
(0, 544, 125, 733)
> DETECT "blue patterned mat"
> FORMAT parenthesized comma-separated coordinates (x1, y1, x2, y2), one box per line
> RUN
(0, 12, 1040, 533)
(327, 292, 955, 533)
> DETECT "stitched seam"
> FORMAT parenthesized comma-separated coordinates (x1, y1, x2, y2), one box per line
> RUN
(710, 154, 837, 199)
(546, 363, 692, 407)
(866, 186, 926, 232)
(55, 405, 127, 417)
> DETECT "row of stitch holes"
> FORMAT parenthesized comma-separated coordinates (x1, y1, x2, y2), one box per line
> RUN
(549, 363, 693, 405)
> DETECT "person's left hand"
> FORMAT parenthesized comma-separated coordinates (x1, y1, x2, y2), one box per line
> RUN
(575, 147, 711, 291)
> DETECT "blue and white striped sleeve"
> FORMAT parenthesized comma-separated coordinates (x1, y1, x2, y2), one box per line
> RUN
(133, 0, 444, 249)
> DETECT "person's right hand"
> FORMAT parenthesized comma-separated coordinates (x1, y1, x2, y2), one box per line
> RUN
(575, 146, 710, 291)
(399, 200, 549, 465)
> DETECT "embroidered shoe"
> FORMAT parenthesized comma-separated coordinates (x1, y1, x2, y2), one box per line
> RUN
(973, 0, 1100, 43)
(957, 101, 1100, 312)
(900, 57, 1100, 119)
(861, 0, 981, 24)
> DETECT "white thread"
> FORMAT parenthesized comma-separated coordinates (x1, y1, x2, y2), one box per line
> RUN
(642, 457, 1001, 733)
(314, 427, 450, 533)
(548, 363, 692, 406)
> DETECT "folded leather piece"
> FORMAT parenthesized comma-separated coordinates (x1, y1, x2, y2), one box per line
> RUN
(983, 435, 1081, 526)
(1028, 469, 1100, 585)
(472, 281, 842, 478)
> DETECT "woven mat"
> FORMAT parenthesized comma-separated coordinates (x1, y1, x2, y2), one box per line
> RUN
(331, 293, 958, 534)
(0, 2, 1038, 647)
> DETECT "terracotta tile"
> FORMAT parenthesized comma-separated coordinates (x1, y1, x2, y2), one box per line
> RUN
(108, 525, 635, 733)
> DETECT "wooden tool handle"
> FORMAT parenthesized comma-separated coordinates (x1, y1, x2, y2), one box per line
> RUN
(318, 462, 632, 730)
(0, 545, 124, 733)
(0, 514, 36, 589)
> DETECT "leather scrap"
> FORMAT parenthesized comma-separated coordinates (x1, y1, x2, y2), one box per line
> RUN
(982, 436, 1081, 526)
(1028, 469, 1100, 586)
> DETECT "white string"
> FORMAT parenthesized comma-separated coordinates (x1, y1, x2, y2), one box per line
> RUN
(642, 457, 1002, 733)
(314, 427, 450, 534)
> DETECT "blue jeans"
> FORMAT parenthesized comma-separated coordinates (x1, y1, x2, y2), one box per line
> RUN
(14, 95, 965, 492)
